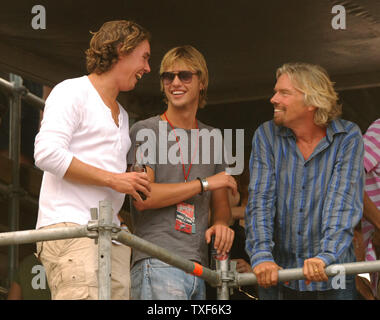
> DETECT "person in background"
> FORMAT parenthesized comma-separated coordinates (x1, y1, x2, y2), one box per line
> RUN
(361, 119, 380, 298)
(7, 249, 51, 300)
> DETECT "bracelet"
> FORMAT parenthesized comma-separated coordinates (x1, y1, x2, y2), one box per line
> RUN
(197, 177, 204, 194)
(197, 177, 209, 195)
(201, 178, 209, 192)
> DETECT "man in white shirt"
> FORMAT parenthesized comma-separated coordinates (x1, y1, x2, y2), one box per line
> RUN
(34, 20, 151, 300)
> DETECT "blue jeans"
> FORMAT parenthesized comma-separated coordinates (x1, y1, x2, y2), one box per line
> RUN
(258, 275, 357, 300)
(131, 258, 206, 300)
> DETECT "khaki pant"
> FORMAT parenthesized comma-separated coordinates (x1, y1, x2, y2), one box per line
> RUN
(36, 223, 131, 300)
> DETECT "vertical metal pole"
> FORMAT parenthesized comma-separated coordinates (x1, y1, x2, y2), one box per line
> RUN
(98, 200, 112, 300)
(7, 74, 22, 287)
(216, 257, 230, 300)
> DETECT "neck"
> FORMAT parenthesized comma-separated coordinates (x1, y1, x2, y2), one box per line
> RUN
(164, 105, 198, 129)
(88, 73, 119, 108)
(292, 122, 326, 144)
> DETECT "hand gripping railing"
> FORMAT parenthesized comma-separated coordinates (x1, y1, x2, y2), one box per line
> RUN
(1, 200, 380, 300)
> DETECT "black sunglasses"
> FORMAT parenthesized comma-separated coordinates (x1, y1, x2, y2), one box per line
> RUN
(160, 71, 199, 84)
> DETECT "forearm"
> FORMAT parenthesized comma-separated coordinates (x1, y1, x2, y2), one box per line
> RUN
(245, 196, 275, 267)
(318, 206, 363, 265)
(319, 131, 364, 265)
(63, 157, 114, 188)
(231, 206, 246, 221)
(211, 188, 231, 226)
(64, 157, 150, 199)
(245, 164, 275, 266)
(136, 179, 202, 210)
(363, 191, 380, 230)
(318, 208, 362, 266)
(135, 168, 237, 211)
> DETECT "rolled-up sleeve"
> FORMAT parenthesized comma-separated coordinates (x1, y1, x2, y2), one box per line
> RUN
(34, 84, 81, 178)
(245, 125, 277, 268)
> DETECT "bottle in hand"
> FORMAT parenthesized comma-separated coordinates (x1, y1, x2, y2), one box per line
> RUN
(131, 142, 147, 200)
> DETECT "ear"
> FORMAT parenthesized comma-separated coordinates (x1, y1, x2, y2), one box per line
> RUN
(116, 43, 126, 58)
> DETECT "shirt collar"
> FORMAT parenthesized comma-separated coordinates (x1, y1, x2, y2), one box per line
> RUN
(325, 119, 347, 141)
(276, 119, 346, 141)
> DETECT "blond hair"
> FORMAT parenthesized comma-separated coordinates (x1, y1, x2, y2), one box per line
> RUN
(160, 45, 209, 108)
(85, 20, 150, 74)
(276, 62, 342, 126)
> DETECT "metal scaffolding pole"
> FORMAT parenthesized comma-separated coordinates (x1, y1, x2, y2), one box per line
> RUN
(7, 74, 22, 287)
(216, 258, 231, 300)
(115, 229, 220, 287)
(2, 212, 380, 299)
(0, 76, 45, 111)
(0, 74, 45, 289)
(97, 200, 113, 300)
(235, 260, 380, 287)
(0, 225, 97, 246)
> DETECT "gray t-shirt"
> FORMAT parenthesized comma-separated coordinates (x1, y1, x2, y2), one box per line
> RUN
(127, 115, 226, 267)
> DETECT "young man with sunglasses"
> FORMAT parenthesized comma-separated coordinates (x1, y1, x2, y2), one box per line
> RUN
(34, 20, 151, 300)
(128, 45, 237, 300)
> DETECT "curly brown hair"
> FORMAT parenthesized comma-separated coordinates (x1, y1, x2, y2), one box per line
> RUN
(85, 20, 151, 74)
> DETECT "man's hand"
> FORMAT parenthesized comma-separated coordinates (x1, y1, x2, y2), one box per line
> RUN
(253, 261, 282, 288)
(232, 259, 253, 273)
(303, 257, 328, 285)
(205, 223, 234, 256)
(109, 171, 151, 202)
(206, 172, 238, 196)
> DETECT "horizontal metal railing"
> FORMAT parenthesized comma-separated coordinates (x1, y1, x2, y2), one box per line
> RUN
(235, 260, 380, 286)
(1, 200, 380, 300)
(0, 77, 45, 110)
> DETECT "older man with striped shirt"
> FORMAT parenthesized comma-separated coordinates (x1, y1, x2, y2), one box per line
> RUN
(245, 62, 364, 300)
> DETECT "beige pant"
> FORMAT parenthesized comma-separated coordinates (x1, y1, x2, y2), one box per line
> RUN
(36, 222, 131, 300)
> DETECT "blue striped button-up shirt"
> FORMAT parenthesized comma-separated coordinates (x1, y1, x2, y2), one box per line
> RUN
(245, 119, 364, 291)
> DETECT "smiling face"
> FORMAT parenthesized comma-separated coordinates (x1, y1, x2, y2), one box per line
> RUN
(162, 60, 204, 110)
(114, 39, 151, 92)
(270, 73, 312, 128)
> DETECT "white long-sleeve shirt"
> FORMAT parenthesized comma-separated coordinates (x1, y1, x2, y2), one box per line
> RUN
(34, 76, 131, 229)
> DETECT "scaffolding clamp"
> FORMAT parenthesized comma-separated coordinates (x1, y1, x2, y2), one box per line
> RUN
(11, 85, 28, 98)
